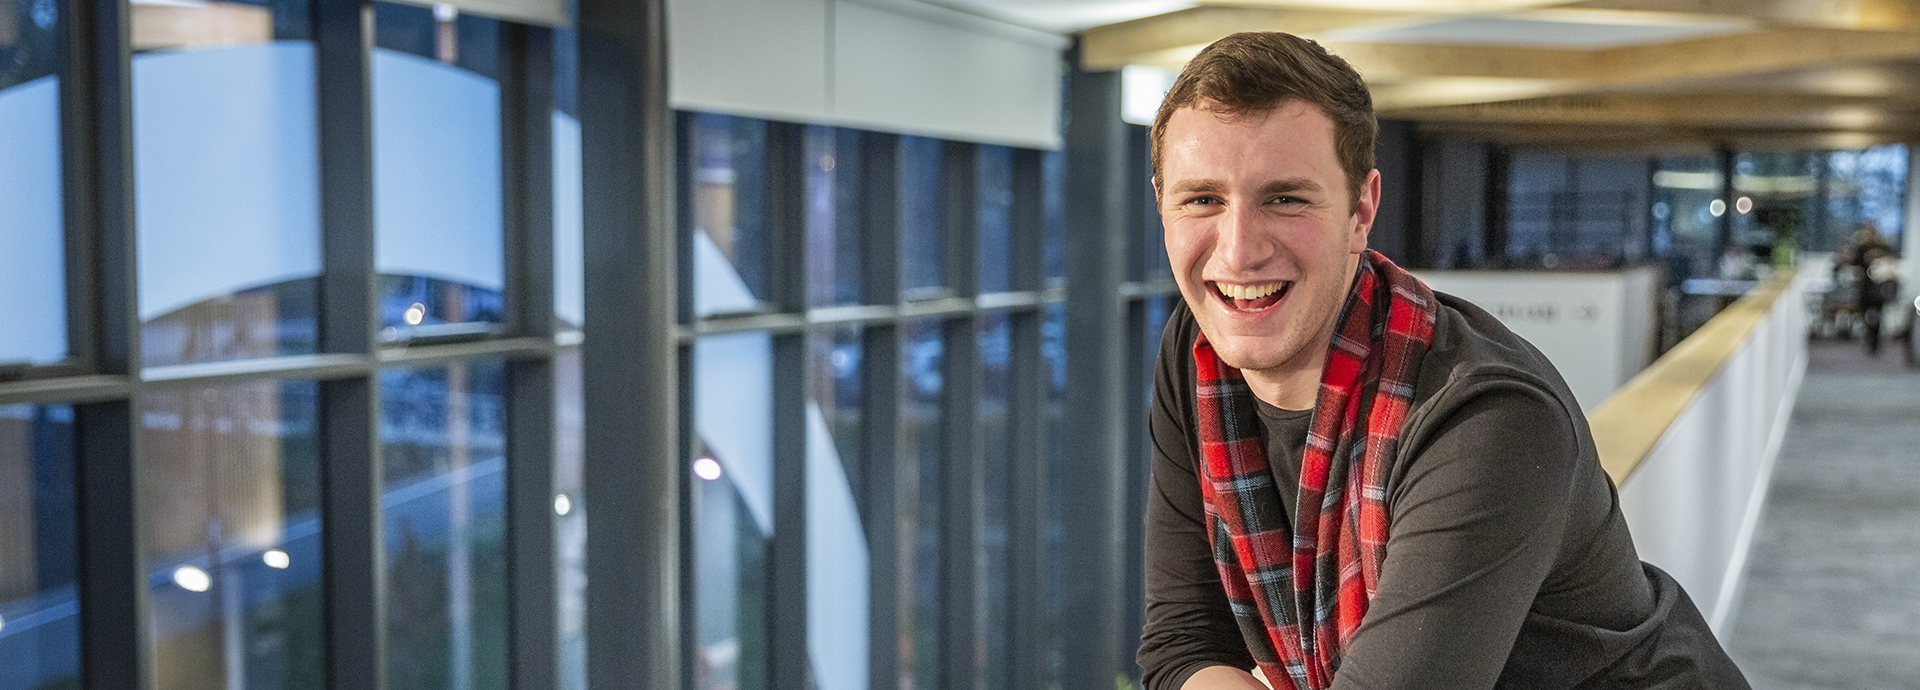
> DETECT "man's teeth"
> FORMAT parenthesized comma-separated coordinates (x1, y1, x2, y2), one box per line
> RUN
(1219, 283, 1285, 300)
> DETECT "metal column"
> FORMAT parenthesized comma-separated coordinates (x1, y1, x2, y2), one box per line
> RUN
(1060, 47, 1132, 689)
(578, 0, 682, 687)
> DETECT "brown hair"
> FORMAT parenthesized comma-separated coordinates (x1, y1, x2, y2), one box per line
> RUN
(1149, 32, 1377, 211)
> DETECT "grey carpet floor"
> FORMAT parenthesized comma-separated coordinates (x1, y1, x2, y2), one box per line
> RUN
(1723, 342, 1920, 690)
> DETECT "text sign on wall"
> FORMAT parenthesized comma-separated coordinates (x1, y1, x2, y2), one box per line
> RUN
(1415, 267, 1660, 412)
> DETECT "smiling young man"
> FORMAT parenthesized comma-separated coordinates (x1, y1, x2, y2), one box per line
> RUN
(1136, 33, 1750, 690)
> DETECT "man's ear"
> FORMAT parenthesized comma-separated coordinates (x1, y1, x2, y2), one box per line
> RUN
(1349, 169, 1382, 254)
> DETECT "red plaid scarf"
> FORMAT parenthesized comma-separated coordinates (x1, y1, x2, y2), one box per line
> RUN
(1192, 250, 1436, 689)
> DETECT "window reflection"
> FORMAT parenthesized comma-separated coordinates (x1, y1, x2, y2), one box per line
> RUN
(139, 381, 323, 690)
(977, 146, 1013, 294)
(901, 137, 949, 299)
(979, 315, 1011, 690)
(691, 333, 774, 690)
(373, 2, 506, 340)
(808, 126, 863, 307)
(0, 404, 80, 690)
(132, 0, 322, 367)
(1041, 303, 1067, 687)
(691, 113, 773, 317)
(902, 319, 944, 689)
(380, 361, 509, 690)
(0, 0, 65, 367)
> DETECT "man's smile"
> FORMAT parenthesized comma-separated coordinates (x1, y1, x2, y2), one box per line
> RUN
(1208, 280, 1291, 313)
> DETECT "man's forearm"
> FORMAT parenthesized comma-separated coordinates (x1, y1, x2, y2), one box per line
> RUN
(1182, 665, 1272, 690)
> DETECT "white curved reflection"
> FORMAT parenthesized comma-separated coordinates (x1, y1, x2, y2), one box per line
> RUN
(263, 549, 291, 570)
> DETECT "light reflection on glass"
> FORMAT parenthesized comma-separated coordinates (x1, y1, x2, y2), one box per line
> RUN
(139, 380, 323, 690)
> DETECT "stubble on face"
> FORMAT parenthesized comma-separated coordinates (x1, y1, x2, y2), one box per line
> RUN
(1157, 100, 1376, 409)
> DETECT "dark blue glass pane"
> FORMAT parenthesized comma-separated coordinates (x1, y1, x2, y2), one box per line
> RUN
(812, 326, 863, 504)
(903, 319, 944, 688)
(1040, 303, 1067, 687)
(1043, 150, 1066, 287)
(691, 333, 773, 690)
(977, 146, 1013, 294)
(979, 314, 1011, 690)
(373, 3, 505, 338)
(901, 136, 948, 297)
(0, 404, 80, 690)
(809, 126, 863, 307)
(0, 0, 64, 366)
(692, 113, 773, 317)
(380, 362, 509, 690)
(139, 381, 323, 690)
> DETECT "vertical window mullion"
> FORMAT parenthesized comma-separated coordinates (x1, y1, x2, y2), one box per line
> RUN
(501, 20, 559, 690)
(314, 1, 384, 689)
(765, 121, 812, 684)
(61, 0, 147, 688)
(939, 140, 982, 690)
(859, 130, 903, 690)
(1004, 147, 1047, 690)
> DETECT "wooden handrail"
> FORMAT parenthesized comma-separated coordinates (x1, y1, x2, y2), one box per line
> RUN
(1589, 270, 1798, 485)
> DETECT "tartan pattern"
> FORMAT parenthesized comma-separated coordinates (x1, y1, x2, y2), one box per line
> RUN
(1192, 250, 1437, 690)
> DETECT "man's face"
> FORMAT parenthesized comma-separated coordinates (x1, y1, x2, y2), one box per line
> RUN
(1157, 99, 1379, 380)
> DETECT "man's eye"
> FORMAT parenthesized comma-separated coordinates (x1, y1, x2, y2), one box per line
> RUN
(1187, 196, 1221, 206)
(1269, 195, 1305, 205)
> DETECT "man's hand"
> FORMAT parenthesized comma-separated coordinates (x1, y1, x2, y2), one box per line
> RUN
(1182, 665, 1274, 689)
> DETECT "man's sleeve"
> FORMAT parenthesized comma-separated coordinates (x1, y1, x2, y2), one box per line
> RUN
(1139, 311, 1256, 690)
(1329, 379, 1580, 689)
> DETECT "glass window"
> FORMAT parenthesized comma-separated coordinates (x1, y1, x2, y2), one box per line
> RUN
(132, 0, 321, 367)
(373, 2, 506, 341)
(902, 319, 944, 689)
(805, 324, 870, 689)
(901, 137, 948, 299)
(1823, 145, 1908, 254)
(139, 381, 323, 690)
(380, 361, 509, 690)
(976, 146, 1013, 295)
(978, 314, 1011, 689)
(0, 404, 80, 690)
(808, 126, 863, 308)
(553, 347, 586, 690)
(1039, 303, 1066, 686)
(1653, 155, 1722, 282)
(1043, 150, 1066, 288)
(0, 0, 66, 367)
(552, 18, 583, 335)
(691, 113, 773, 317)
(691, 332, 774, 690)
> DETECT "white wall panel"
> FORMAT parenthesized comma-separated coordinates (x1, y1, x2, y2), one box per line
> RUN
(668, 0, 832, 124)
(1416, 267, 1661, 411)
(667, 0, 1064, 149)
(834, 1, 1061, 149)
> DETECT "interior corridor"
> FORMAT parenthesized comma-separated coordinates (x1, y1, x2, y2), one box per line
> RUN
(1727, 339, 1920, 688)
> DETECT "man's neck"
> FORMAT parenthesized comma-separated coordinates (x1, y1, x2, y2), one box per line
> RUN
(1243, 365, 1321, 411)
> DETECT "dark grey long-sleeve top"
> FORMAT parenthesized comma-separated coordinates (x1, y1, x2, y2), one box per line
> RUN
(1138, 294, 1749, 690)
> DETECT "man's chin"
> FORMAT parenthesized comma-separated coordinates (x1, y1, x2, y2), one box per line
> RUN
(1201, 331, 1299, 374)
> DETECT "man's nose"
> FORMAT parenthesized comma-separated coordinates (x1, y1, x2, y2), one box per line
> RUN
(1214, 204, 1273, 272)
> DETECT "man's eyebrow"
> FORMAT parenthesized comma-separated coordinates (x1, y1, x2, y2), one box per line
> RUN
(1163, 179, 1225, 195)
(1259, 178, 1322, 196)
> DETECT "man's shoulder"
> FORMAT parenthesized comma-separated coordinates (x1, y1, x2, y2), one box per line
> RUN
(1410, 291, 1584, 422)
